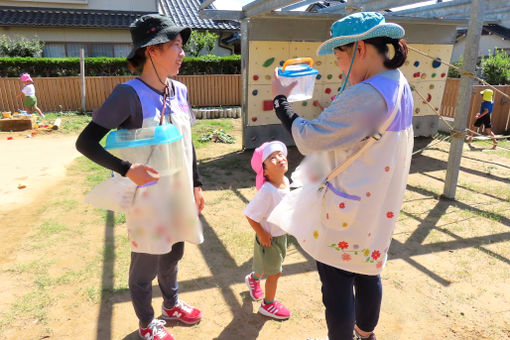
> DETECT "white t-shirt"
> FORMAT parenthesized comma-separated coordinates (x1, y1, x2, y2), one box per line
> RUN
(244, 177, 290, 237)
(22, 84, 35, 96)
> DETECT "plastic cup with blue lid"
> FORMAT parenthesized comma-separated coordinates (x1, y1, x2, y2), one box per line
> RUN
(277, 58, 319, 102)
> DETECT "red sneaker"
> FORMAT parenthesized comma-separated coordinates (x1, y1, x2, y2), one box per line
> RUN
(258, 300, 290, 320)
(161, 300, 202, 325)
(139, 319, 174, 340)
(245, 272, 264, 301)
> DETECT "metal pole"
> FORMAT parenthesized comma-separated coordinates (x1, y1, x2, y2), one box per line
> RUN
(80, 48, 86, 113)
(443, 0, 485, 199)
(241, 19, 249, 148)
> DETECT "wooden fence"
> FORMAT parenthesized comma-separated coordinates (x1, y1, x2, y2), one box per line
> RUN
(0, 74, 242, 112)
(440, 78, 510, 134)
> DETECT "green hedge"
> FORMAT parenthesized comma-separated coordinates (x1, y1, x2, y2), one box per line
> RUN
(0, 55, 241, 77)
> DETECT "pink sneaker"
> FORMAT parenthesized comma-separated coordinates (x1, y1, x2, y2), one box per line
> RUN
(258, 300, 291, 320)
(245, 272, 263, 301)
(139, 319, 174, 340)
(161, 299, 202, 325)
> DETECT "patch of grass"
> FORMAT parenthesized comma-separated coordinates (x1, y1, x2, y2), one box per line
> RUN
(36, 112, 92, 134)
(192, 118, 234, 148)
(38, 219, 69, 237)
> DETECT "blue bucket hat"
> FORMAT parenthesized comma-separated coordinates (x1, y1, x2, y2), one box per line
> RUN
(317, 12, 404, 56)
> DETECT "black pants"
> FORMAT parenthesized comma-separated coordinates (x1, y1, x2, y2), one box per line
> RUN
(128, 242, 184, 323)
(317, 261, 382, 340)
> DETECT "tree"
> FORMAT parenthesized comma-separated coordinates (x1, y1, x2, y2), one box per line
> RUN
(0, 35, 44, 57)
(480, 48, 510, 85)
(184, 30, 218, 57)
(447, 56, 463, 78)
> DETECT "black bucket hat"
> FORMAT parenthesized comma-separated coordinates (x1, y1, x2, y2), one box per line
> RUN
(127, 14, 191, 59)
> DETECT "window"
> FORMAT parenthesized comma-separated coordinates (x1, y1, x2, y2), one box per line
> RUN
(43, 43, 66, 57)
(114, 44, 132, 58)
(42, 42, 131, 58)
(67, 43, 89, 57)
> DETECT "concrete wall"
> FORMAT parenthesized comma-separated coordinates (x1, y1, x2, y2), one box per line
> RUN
(451, 34, 510, 62)
(0, 0, 156, 11)
(0, 26, 131, 43)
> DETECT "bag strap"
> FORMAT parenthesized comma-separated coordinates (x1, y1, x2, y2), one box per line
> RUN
(325, 71, 405, 183)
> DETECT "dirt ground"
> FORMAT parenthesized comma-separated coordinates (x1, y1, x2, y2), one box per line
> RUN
(0, 120, 509, 340)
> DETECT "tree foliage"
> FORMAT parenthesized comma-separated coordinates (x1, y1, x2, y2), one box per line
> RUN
(0, 35, 44, 57)
(480, 48, 510, 85)
(184, 30, 219, 57)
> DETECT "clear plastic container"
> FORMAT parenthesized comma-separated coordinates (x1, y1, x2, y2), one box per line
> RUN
(277, 58, 318, 102)
(104, 124, 187, 206)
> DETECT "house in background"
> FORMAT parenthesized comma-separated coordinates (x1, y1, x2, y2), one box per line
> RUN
(0, 0, 240, 58)
(451, 24, 510, 62)
(0, 0, 157, 57)
(159, 0, 240, 56)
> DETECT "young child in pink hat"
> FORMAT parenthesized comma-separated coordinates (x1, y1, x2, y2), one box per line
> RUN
(243, 140, 291, 320)
(16, 73, 44, 117)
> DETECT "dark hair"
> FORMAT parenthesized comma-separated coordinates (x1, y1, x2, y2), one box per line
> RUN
(127, 47, 147, 73)
(127, 44, 165, 73)
(335, 37, 408, 69)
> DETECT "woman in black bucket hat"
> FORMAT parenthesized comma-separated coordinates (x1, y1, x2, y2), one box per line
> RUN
(76, 14, 204, 340)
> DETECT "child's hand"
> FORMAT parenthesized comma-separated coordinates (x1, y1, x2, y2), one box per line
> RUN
(126, 163, 159, 186)
(258, 230, 272, 247)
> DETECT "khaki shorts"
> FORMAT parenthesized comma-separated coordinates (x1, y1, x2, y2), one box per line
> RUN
(24, 95, 37, 108)
(252, 234, 287, 275)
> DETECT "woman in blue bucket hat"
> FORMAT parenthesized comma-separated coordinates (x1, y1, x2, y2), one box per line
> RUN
(76, 14, 203, 340)
(269, 12, 414, 340)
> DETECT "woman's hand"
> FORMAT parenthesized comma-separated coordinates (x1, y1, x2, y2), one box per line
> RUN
(272, 67, 297, 98)
(258, 230, 273, 247)
(125, 163, 159, 186)
(194, 186, 205, 213)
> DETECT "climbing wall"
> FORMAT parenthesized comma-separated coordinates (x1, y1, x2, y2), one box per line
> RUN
(246, 41, 453, 135)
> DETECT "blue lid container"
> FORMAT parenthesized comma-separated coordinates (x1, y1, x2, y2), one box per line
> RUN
(105, 124, 182, 150)
(277, 64, 318, 78)
(277, 58, 319, 102)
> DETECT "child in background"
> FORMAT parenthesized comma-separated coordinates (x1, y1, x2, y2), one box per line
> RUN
(16, 73, 44, 117)
(244, 141, 291, 320)
(466, 88, 498, 149)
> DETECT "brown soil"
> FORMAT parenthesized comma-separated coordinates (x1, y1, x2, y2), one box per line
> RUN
(0, 121, 509, 340)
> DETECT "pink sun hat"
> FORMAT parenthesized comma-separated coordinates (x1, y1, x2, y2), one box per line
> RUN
(20, 73, 33, 82)
(251, 141, 288, 190)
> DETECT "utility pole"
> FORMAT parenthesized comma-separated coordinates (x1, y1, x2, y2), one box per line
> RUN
(80, 48, 86, 113)
(443, 0, 485, 199)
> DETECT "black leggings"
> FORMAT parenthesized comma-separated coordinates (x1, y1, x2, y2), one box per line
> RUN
(317, 261, 382, 340)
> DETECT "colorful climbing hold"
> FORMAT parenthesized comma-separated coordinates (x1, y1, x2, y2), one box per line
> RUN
(263, 100, 273, 111)
(429, 84, 435, 90)
(252, 89, 258, 96)
(327, 74, 333, 80)
(279, 60, 284, 66)
(325, 88, 331, 94)
(413, 61, 420, 67)
(427, 93, 432, 102)
(265, 75, 271, 80)
(441, 73, 446, 78)
(339, 74, 343, 79)
(253, 75, 259, 81)
(262, 57, 275, 67)
(316, 74, 322, 80)
(251, 117, 258, 122)
(432, 73, 437, 78)
(413, 72, 420, 78)
(302, 101, 308, 106)
(421, 73, 427, 79)
(432, 58, 441, 68)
